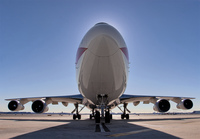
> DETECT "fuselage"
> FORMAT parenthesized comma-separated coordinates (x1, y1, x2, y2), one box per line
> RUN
(76, 22, 129, 106)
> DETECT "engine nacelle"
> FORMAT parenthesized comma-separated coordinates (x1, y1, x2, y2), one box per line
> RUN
(62, 102, 68, 107)
(177, 99, 193, 110)
(153, 99, 170, 112)
(32, 100, 49, 113)
(8, 100, 24, 111)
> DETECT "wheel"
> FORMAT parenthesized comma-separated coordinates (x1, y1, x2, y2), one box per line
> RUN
(110, 114, 112, 120)
(95, 111, 100, 123)
(126, 114, 129, 119)
(90, 114, 92, 119)
(73, 114, 76, 120)
(77, 114, 81, 120)
(121, 114, 125, 119)
(105, 111, 110, 123)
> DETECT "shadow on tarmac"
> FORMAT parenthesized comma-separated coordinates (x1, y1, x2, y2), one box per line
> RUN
(2, 116, 200, 139)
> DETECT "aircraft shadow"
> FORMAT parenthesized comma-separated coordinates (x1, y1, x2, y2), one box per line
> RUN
(2, 115, 199, 139)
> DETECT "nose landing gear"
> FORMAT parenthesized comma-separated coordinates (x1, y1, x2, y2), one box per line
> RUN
(92, 94, 113, 123)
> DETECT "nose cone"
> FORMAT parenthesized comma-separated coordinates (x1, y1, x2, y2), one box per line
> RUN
(88, 34, 119, 57)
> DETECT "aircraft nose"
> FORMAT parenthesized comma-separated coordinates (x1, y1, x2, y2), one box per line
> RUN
(88, 35, 119, 57)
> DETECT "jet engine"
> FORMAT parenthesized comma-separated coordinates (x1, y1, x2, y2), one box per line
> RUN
(177, 99, 193, 110)
(153, 99, 170, 112)
(32, 100, 49, 113)
(8, 100, 24, 111)
(62, 102, 68, 107)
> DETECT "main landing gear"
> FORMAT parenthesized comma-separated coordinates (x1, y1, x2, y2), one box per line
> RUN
(118, 103, 130, 120)
(90, 108, 95, 119)
(72, 103, 85, 120)
(73, 113, 81, 120)
(121, 113, 129, 119)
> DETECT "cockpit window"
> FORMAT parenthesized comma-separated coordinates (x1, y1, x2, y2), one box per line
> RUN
(95, 22, 108, 25)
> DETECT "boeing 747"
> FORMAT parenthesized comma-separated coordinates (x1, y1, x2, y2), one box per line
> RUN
(6, 22, 194, 123)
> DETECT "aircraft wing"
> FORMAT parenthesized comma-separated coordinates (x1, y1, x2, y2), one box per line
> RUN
(5, 94, 83, 105)
(120, 94, 195, 106)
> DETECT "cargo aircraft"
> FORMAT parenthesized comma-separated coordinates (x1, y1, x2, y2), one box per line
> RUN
(6, 22, 194, 123)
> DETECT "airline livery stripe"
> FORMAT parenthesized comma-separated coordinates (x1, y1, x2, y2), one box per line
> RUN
(76, 47, 88, 64)
(120, 47, 129, 62)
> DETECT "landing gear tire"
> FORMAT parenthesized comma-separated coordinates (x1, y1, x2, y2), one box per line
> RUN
(121, 114, 129, 119)
(121, 114, 125, 119)
(73, 114, 76, 120)
(77, 114, 81, 120)
(73, 114, 81, 120)
(105, 111, 110, 123)
(126, 114, 129, 119)
(110, 114, 113, 120)
(90, 114, 92, 119)
(95, 111, 100, 123)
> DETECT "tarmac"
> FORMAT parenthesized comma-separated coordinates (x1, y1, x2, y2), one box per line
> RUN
(0, 114, 200, 139)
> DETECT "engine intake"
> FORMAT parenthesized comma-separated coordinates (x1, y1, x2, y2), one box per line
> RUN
(177, 99, 193, 110)
(153, 99, 170, 112)
(8, 100, 24, 111)
(32, 100, 49, 113)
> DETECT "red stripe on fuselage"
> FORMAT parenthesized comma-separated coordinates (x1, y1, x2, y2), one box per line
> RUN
(120, 47, 129, 62)
(76, 47, 88, 64)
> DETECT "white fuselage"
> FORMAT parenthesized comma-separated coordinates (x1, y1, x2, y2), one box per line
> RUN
(76, 23, 129, 106)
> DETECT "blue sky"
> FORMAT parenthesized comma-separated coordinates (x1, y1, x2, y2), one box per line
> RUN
(0, 0, 199, 113)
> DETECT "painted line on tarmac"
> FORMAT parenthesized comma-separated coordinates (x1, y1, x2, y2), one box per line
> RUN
(108, 129, 152, 137)
(95, 123, 110, 132)
(95, 124, 101, 132)
(101, 123, 110, 132)
(99, 124, 105, 132)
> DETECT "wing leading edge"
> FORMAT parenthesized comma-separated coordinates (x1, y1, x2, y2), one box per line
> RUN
(120, 94, 194, 104)
(5, 93, 194, 115)
(5, 94, 84, 113)
(119, 94, 194, 112)
(5, 94, 83, 104)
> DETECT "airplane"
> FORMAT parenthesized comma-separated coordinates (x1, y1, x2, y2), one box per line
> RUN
(5, 22, 194, 123)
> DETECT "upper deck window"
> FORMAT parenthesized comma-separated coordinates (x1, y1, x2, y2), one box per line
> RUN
(95, 22, 108, 26)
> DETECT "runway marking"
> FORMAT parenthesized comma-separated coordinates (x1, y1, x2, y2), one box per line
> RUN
(95, 123, 110, 132)
(101, 123, 110, 132)
(108, 129, 152, 137)
(95, 124, 101, 132)
(99, 124, 105, 132)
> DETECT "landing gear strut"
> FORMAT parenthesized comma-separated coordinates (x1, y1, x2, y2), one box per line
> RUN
(94, 94, 112, 123)
(90, 108, 95, 119)
(72, 103, 82, 120)
(120, 103, 130, 119)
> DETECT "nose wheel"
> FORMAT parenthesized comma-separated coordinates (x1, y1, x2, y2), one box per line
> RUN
(94, 110, 112, 123)
(105, 111, 111, 123)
